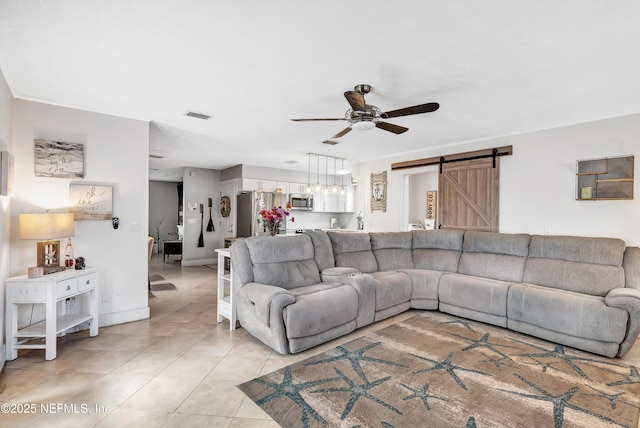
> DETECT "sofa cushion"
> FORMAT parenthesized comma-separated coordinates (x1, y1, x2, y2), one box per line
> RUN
(411, 230, 464, 272)
(528, 235, 626, 265)
(439, 273, 511, 317)
(623, 247, 640, 290)
(370, 232, 413, 271)
(246, 235, 321, 289)
(370, 271, 413, 312)
(399, 268, 443, 310)
(523, 235, 626, 296)
(508, 283, 628, 344)
(458, 231, 530, 282)
(284, 283, 358, 338)
(327, 231, 378, 273)
(304, 230, 335, 271)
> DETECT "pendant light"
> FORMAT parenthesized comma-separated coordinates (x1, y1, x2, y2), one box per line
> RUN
(314, 154, 321, 192)
(305, 154, 312, 194)
(323, 155, 329, 195)
(331, 157, 338, 193)
(339, 158, 346, 195)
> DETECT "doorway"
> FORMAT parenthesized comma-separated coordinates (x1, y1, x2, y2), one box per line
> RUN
(437, 157, 500, 231)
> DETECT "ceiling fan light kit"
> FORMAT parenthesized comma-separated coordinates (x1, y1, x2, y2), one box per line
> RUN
(351, 121, 376, 131)
(292, 84, 439, 140)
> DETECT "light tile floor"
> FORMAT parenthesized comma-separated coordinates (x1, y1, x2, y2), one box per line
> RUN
(1, 254, 639, 427)
(0, 254, 416, 427)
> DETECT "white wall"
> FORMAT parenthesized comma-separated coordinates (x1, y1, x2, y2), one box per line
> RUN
(353, 113, 640, 246)
(0, 67, 14, 368)
(149, 180, 180, 243)
(10, 100, 150, 326)
(182, 166, 221, 265)
(408, 172, 438, 225)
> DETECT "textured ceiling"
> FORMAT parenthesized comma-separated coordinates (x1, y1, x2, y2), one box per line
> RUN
(1, 1, 639, 181)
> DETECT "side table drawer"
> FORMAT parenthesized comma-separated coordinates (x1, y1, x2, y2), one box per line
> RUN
(56, 278, 78, 298)
(78, 272, 98, 292)
(9, 283, 47, 303)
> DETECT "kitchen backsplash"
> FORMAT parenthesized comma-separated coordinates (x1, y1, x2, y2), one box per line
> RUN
(286, 211, 355, 231)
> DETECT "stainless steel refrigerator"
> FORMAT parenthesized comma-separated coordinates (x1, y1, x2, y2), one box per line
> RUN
(236, 191, 287, 237)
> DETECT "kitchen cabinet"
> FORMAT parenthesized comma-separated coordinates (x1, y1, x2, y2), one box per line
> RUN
(289, 182, 309, 194)
(276, 182, 289, 195)
(313, 192, 336, 212)
(313, 185, 355, 212)
(241, 178, 276, 192)
(241, 179, 289, 195)
(338, 184, 356, 212)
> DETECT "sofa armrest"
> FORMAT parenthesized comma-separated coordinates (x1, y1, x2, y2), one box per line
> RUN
(237, 282, 295, 327)
(605, 287, 640, 357)
(322, 271, 375, 328)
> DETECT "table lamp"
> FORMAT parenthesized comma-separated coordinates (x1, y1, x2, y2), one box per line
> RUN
(19, 212, 74, 276)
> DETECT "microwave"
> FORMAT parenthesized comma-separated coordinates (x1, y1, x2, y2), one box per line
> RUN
(289, 194, 313, 211)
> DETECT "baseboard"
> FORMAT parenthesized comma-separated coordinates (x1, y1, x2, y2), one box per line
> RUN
(181, 258, 216, 267)
(98, 306, 150, 327)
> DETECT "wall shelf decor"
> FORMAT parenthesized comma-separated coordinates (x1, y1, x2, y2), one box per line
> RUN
(34, 139, 85, 178)
(370, 171, 387, 212)
(576, 155, 634, 201)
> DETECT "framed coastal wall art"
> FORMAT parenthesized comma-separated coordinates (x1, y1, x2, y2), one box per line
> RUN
(34, 139, 85, 178)
(0, 151, 14, 196)
(69, 184, 113, 220)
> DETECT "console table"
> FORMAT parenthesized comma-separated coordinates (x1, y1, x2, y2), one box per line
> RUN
(5, 267, 99, 361)
(163, 240, 183, 261)
(215, 248, 237, 330)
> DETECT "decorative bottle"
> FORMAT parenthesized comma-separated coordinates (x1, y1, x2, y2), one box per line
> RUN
(64, 239, 74, 268)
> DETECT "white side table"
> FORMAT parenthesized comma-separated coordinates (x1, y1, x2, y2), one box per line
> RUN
(5, 267, 99, 361)
(215, 248, 237, 330)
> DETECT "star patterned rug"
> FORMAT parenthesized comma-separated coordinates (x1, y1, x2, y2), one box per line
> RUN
(238, 312, 640, 428)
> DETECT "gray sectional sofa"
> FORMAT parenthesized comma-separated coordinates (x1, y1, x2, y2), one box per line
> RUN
(229, 230, 640, 358)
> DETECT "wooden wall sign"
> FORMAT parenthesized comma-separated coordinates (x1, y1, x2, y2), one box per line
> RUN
(426, 191, 437, 219)
(370, 171, 387, 212)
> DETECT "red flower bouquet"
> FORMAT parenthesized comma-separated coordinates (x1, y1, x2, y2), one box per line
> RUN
(259, 206, 294, 236)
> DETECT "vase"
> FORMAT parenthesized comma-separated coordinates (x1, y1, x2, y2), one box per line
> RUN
(270, 223, 279, 236)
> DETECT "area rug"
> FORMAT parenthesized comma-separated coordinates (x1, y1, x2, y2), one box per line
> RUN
(238, 312, 640, 428)
(149, 281, 177, 291)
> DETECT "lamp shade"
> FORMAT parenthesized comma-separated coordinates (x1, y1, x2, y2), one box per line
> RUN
(19, 213, 75, 240)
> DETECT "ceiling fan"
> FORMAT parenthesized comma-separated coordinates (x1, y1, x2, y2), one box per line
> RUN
(291, 84, 439, 139)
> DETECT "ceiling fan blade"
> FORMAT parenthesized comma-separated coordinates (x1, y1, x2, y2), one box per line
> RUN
(332, 127, 352, 138)
(291, 118, 344, 121)
(381, 102, 440, 119)
(375, 121, 409, 134)
(344, 91, 366, 111)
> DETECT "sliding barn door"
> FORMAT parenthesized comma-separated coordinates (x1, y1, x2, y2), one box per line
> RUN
(437, 158, 499, 232)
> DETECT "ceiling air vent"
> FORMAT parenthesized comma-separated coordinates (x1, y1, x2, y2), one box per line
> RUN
(184, 111, 211, 120)
(322, 140, 338, 145)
